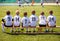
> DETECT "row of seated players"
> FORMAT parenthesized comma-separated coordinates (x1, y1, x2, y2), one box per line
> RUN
(2, 10, 56, 33)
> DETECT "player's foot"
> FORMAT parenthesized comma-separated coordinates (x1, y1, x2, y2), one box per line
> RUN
(33, 30, 36, 32)
(21, 29, 24, 31)
(2, 30, 5, 33)
(45, 29, 49, 32)
(29, 31, 31, 32)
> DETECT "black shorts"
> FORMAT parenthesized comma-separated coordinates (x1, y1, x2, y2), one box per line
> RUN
(14, 25, 20, 27)
(39, 24, 46, 27)
(4, 23, 13, 27)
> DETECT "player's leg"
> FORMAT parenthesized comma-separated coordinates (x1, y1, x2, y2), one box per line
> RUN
(50, 25, 56, 32)
(32, 26, 36, 32)
(41, 3, 44, 7)
(28, 25, 31, 32)
(10, 25, 14, 33)
(16, 25, 20, 32)
(25, 26, 29, 32)
(38, 24, 42, 32)
(21, 23, 24, 32)
(45, 24, 50, 32)
(1, 22, 5, 32)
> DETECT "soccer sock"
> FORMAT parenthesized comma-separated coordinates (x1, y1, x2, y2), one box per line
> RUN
(18, 27, 20, 31)
(2, 23, 5, 32)
(50, 28, 53, 31)
(10, 28, 13, 33)
(33, 28, 35, 31)
(26, 27, 28, 31)
(14, 28, 16, 32)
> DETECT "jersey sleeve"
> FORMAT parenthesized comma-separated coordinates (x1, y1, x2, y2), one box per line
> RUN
(2, 18, 5, 22)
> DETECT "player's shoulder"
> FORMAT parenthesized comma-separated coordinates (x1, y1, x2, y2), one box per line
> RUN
(3, 15, 8, 18)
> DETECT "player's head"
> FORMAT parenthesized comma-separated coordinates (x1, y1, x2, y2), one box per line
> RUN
(16, 10, 20, 15)
(32, 10, 35, 15)
(24, 12, 27, 17)
(49, 10, 53, 15)
(6, 10, 10, 15)
(40, 12, 44, 15)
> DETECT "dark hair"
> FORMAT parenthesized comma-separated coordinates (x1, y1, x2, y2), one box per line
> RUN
(49, 10, 53, 15)
(32, 10, 35, 15)
(41, 12, 44, 15)
(24, 12, 27, 16)
(6, 10, 10, 15)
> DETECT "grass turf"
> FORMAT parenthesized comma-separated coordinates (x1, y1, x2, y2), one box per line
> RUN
(0, 5, 60, 41)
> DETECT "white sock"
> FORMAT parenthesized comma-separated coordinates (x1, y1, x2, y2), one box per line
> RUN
(26, 27, 28, 31)
(10, 28, 13, 32)
(14, 28, 16, 31)
(1, 23, 5, 32)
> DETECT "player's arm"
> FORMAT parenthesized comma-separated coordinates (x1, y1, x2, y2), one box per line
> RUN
(21, 18, 23, 27)
(36, 16, 38, 22)
(2, 18, 5, 22)
(54, 16, 56, 27)
(46, 17, 49, 27)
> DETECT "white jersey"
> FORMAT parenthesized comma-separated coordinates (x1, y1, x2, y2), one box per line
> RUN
(39, 15, 46, 25)
(29, 15, 38, 26)
(14, 15, 21, 26)
(47, 15, 56, 26)
(3, 15, 13, 26)
(21, 16, 30, 27)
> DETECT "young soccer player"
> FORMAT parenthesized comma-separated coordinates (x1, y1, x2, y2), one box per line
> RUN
(13, 10, 21, 32)
(56, 0, 59, 5)
(1, 10, 13, 32)
(29, 10, 38, 32)
(17, 0, 22, 6)
(47, 10, 56, 32)
(38, 12, 47, 32)
(41, 0, 44, 7)
(21, 12, 30, 32)
(25, 0, 30, 5)
(31, 0, 34, 6)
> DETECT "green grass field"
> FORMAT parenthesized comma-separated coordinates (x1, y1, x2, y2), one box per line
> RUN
(0, 5, 60, 41)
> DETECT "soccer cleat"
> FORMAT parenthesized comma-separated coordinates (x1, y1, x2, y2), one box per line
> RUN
(29, 31, 31, 32)
(33, 30, 36, 32)
(21, 29, 24, 31)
